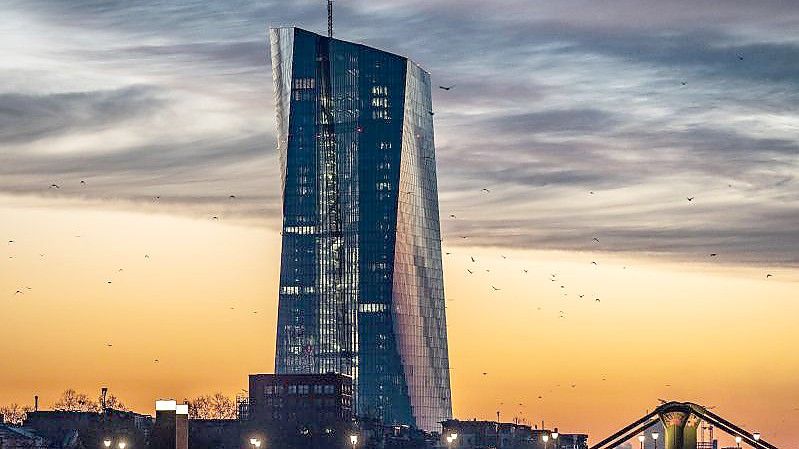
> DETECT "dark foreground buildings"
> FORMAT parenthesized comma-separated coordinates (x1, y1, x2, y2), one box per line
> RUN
(270, 27, 452, 431)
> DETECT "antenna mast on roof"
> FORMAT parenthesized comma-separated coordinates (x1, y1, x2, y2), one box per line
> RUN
(327, 0, 334, 37)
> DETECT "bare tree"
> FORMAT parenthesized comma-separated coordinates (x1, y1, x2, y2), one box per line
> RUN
(53, 389, 100, 412)
(185, 393, 236, 419)
(0, 403, 33, 425)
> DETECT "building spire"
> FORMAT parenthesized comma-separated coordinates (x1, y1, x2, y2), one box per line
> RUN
(327, 0, 333, 37)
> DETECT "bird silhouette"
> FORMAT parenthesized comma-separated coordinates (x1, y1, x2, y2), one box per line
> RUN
(579, 294, 585, 298)
(211, 216, 219, 220)
(687, 197, 695, 202)
(710, 253, 718, 257)
(766, 274, 773, 278)
(523, 269, 528, 273)
(471, 256, 476, 262)
(14, 290, 23, 295)
(681, 81, 687, 86)
(80, 180, 86, 186)
(106, 343, 113, 347)
(481, 188, 491, 193)
(491, 286, 501, 291)
(428, 111, 435, 116)
(738, 55, 744, 61)
(439, 85, 455, 91)
(7, 240, 13, 244)
(466, 269, 473, 274)
(229, 195, 236, 199)
(49, 184, 61, 189)
(450, 214, 456, 218)
(595, 298, 601, 302)
(592, 238, 600, 243)
(591, 261, 598, 265)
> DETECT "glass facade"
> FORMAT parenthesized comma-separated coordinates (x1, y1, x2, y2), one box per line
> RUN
(269, 27, 452, 432)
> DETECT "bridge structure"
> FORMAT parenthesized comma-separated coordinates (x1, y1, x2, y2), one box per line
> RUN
(590, 402, 779, 449)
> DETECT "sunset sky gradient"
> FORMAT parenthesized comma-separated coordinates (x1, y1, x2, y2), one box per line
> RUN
(1, 1, 798, 446)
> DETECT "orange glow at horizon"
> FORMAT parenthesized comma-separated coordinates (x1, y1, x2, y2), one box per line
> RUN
(1, 195, 797, 446)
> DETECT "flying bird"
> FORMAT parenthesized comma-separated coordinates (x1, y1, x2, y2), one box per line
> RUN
(595, 298, 601, 302)
(687, 197, 695, 202)
(49, 184, 61, 189)
(229, 195, 237, 199)
(681, 81, 687, 86)
(471, 256, 476, 262)
(522, 269, 528, 273)
(211, 216, 219, 220)
(106, 343, 113, 347)
(592, 238, 600, 243)
(481, 188, 491, 193)
(591, 261, 597, 265)
(466, 269, 473, 274)
(439, 85, 455, 91)
(80, 180, 86, 186)
(450, 214, 456, 218)
(14, 290, 23, 295)
(491, 286, 501, 291)
(7, 240, 13, 244)
(766, 274, 773, 278)
(710, 253, 718, 257)
(738, 55, 744, 61)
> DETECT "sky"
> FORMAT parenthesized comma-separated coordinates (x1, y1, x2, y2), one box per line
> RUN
(1, 0, 798, 446)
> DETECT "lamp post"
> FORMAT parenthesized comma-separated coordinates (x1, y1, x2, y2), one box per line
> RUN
(753, 433, 761, 443)
(103, 440, 112, 449)
(249, 438, 261, 449)
(543, 432, 550, 449)
(735, 436, 742, 449)
(552, 428, 559, 449)
(652, 432, 660, 449)
(349, 434, 358, 449)
(638, 434, 645, 449)
(117, 441, 126, 449)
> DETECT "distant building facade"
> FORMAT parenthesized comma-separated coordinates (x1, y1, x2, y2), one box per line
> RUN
(270, 26, 452, 431)
(0, 424, 54, 449)
(247, 373, 353, 441)
(441, 420, 587, 449)
(22, 410, 152, 449)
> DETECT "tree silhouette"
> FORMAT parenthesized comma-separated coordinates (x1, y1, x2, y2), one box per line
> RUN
(185, 393, 236, 419)
(54, 389, 100, 412)
(0, 403, 33, 425)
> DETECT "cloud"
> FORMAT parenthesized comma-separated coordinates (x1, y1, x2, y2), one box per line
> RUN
(1, 0, 798, 266)
(0, 86, 165, 144)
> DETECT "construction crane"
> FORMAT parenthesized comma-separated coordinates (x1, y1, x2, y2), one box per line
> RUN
(327, 0, 333, 37)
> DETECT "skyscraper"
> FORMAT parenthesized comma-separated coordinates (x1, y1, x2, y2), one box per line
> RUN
(269, 27, 452, 431)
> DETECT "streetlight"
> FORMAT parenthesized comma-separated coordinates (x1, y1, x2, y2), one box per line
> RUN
(117, 442, 126, 449)
(552, 428, 559, 449)
(753, 433, 761, 442)
(543, 432, 550, 449)
(638, 434, 646, 449)
(249, 438, 261, 449)
(103, 440, 112, 448)
(350, 434, 358, 449)
(735, 436, 742, 448)
(652, 432, 660, 449)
